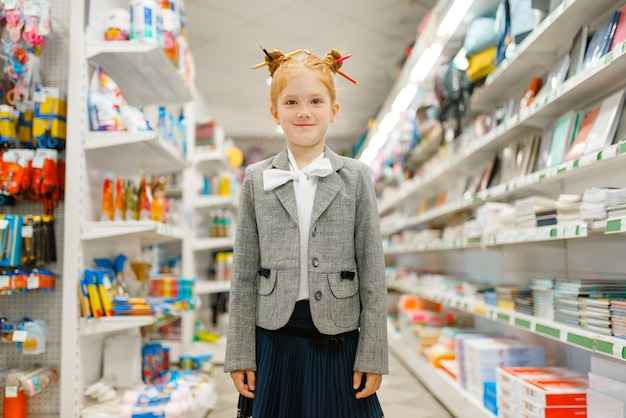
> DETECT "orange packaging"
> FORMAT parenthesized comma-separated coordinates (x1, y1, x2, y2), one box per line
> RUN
(101, 177, 114, 221)
(114, 177, 126, 221)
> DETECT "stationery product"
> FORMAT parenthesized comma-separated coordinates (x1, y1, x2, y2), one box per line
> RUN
(546, 111, 580, 167)
(252, 48, 304, 69)
(564, 106, 600, 161)
(534, 121, 555, 171)
(611, 6, 626, 51)
(567, 26, 589, 80)
(584, 88, 626, 154)
(130, 0, 158, 42)
(583, 10, 621, 70)
(542, 53, 571, 99)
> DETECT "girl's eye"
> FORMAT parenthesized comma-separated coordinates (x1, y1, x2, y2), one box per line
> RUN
(286, 100, 297, 105)
(312, 98, 322, 104)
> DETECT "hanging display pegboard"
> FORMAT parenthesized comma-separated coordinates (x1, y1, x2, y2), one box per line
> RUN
(0, 0, 71, 414)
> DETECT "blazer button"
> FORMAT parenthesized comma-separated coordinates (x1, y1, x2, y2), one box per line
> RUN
(312, 226, 317, 237)
(314, 291, 322, 301)
(312, 258, 319, 267)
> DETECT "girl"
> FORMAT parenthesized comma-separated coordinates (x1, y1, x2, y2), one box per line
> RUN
(224, 47, 388, 418)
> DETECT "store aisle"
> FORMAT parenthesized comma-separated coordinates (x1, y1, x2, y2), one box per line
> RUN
(208, 350, 453, 418)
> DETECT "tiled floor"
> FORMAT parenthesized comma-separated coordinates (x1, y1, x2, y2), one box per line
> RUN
(208, 351, 453, 418)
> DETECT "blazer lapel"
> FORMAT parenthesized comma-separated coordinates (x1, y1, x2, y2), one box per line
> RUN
(269, 150, 299, 224)
(311, 147, 344, 224)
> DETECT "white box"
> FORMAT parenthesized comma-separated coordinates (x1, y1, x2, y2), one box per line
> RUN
(587, 388, 626, 418)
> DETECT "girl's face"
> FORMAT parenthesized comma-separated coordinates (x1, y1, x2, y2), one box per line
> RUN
(270, 72, 340, 153)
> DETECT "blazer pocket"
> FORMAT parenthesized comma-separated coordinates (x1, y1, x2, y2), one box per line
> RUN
(256, 269, 277, 325)
(327, 272, 360, 329)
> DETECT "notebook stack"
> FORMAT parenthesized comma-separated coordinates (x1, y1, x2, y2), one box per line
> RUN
(581, 188, 626, 222)
(555, 194, 583, 225)
(605, 189, 626, 220)
(554, 280, 626, 332)
(578, 298, 612, 336)
(514, 196, 557, 229)
(531, 278, 556, 321)
(496, 286, 533, 311)
(610, 300, 626, 339)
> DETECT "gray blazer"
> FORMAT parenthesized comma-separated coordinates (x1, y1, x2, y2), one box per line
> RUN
(224, 146, 388, 375)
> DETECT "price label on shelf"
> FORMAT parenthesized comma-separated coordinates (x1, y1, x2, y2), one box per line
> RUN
(0, 275, 9, 288)
(601, 144, 619, 160)
(613, 344, 624, 359)
(578, 152, 598, 167)
(620, 218, 626, 232)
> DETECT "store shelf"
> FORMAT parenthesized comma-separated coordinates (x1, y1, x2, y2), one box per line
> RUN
(81, 221, 185, 243)
(78, 316, 155, 337)
(193, 195, 237, 210)
(388, 333, 495, 418)
(193, 237, 234, 252)
(385, 224, 589, 254)
(194, 149, 231, 172)
(471, 0, 622, 111)
(86, 40, 191, 107)
(84, 131, 188, 176)
(380, 129, 626, 234)
(194, 280, 230, 295)
(388, 281, 626, 362)
(400, 41, 626, 210)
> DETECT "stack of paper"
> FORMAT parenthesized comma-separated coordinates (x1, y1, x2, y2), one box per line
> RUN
(556, 194, 583, 225)
(531, 278, 556, 320)
(582, 187, 626, 221)
(578, 298, 612, 336)
(514, 195, 557, 229)
(580, 188, 610, 221)
(610, 300, 626, 338)
(555, 280, 626, 331)
(476, 202, 516, 236)
(496, 286, 532, 311)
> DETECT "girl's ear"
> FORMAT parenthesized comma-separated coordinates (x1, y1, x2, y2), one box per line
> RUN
(270, 106, 279, 124)
(330, 102, 340, 122)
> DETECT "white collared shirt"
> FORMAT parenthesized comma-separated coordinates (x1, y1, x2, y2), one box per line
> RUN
(287, 148, 324, 301)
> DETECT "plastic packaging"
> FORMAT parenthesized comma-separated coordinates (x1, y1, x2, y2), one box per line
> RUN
(104, 8, 130, 40)
(16, 319, 48, 355)
(19, 366, 58, 396)
(130, 0, 158, 42)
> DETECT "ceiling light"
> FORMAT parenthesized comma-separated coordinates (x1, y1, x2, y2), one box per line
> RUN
(409, 43, 442, 83)
(359, 147, 378, 166)
(437, 0, 474, 38)
(369, 132, 388, 149)
(378, 112, 400, 134)
(391, 84, 418, 113)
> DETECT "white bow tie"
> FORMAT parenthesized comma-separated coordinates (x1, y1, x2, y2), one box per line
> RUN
(263, 158, 333, 191)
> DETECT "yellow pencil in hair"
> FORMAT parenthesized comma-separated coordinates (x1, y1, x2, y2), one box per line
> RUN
(252, 49, 304, 69)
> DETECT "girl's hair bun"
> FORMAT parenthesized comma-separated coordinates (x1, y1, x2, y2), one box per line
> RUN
(266, 49, 287, 77)
(324, 48, 343, 73)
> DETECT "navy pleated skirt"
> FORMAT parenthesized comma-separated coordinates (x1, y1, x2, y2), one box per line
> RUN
(237, 300, 384, 418)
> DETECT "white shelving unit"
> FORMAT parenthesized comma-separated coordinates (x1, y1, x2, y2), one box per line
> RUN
(84, 131, 188, 176)
(378, 0, 626, 414)
(86, 40, 192, 107)
(61, 0, 197, 415)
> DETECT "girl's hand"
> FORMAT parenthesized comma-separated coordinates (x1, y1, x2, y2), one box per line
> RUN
(353, 370, 382, 399)
(230, 370, 256, 399)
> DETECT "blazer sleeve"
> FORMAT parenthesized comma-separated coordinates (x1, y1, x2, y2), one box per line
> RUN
(353, 163, 389, 375)
(224, 166, 261, 373)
